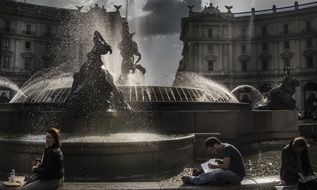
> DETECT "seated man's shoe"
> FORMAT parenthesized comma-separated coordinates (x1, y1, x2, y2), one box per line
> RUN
(181, 176, 192, 185)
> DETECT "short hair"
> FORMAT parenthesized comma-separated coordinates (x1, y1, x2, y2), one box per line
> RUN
(293, 136, 309, 149)
(205, 137, 221, 148)
(47, 128, 61, 147)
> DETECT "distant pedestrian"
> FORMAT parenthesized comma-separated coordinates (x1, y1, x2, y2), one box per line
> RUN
(182, 137, 245, 185)
(280, 136, 317, 190)
(18, 128, 64, 190)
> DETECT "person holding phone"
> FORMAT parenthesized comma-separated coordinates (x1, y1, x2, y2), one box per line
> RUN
(18, 128, 64, 190)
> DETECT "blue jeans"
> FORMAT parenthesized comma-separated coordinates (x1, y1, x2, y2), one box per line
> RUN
(189, 170, 242, 185)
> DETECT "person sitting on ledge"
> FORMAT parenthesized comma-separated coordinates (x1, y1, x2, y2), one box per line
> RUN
(280, 136, 317, 190)
(182, 137, 246, 185)
(18, 128, 64, 190)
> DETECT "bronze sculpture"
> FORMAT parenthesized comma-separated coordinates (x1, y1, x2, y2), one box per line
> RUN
(66, 31, 129, 132)
(117, 22, 145, 85)
(257, 67, 299, 110)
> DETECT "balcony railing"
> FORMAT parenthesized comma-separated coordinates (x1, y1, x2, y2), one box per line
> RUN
(233, 1, 317, 17)
(0, 27, 50, 38)
(199, 68, 317, 78)
(0, 27, 16, 34)
(21, 30, 41, 36)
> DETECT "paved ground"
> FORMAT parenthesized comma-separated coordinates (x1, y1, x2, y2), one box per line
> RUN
(0, 176, 282, 190)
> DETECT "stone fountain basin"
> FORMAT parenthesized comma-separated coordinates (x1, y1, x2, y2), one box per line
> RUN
(0, 102, 250, 134)
(0, 133, 194, 181)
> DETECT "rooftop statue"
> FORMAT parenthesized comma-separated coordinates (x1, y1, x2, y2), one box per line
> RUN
(257, 67, 299, 110)
(202, 3, 221, 16)
(75, 6, 84, 12)
(117, 22, 145, 85)
(198, 3, 233, 18)
(65, 31, 129, 132)
(225, 6, 233, 13)
(114, 5, 122, 12)
(187, 5, 195, 13)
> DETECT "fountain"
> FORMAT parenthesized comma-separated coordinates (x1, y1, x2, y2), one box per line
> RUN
(0, 27, 251, 182)
(0, 24, 301, 181)
(0, 9, 298, 183)
(0, 54, 298, 182)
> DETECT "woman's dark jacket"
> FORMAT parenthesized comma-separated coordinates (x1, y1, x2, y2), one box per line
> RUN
(34, 145, 64, 180)
(280, 141, 313, 184)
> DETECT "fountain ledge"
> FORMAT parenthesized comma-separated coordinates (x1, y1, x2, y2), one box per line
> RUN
(0, 176, 283, 190)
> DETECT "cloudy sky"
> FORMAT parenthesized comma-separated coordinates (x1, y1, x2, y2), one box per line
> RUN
(18, 0, 316, 85)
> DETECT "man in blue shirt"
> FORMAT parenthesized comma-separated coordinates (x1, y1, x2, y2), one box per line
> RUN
(182, 137, 246, 185)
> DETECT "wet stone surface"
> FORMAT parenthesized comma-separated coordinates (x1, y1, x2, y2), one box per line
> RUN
(244, 151, 281, 177)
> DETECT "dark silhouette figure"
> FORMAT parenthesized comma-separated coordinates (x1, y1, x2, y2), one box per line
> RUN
(0, 92, 10, 103)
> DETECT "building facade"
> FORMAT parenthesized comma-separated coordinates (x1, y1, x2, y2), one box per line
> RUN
(0, 0, 125, 99)
(0, 0, 68, 89)
(176, 2, 317, 112)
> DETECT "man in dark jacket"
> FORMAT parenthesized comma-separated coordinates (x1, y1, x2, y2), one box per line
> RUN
(280, 137, 317, 189)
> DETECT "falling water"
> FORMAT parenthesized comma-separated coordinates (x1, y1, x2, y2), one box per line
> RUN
(231, 85, 266, 108)
(175, 88, 183, 101)
(174, 72, 238, 103)
(0, 77, 24, 96)
(151, 87, 158, 101)
(134, 86, 138, 101)
(146, 88, 151, 101)
(169, 88, 176, 101)
(124, 71, 145, 86)
(10, 61, 76, 103)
